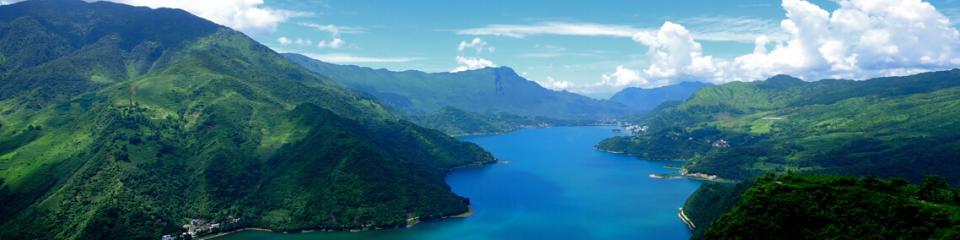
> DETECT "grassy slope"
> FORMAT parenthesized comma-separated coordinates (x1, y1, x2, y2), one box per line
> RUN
(597, 71, 960, 183)
(0, 1, 494, 239)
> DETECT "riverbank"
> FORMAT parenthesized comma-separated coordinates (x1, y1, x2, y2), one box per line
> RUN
(678, 208, 696, 230)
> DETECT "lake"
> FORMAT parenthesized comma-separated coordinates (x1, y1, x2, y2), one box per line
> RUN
(216, 126, 702, 240)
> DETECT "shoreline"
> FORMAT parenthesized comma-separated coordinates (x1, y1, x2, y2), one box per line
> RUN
(198, 228, 273, 240)
(594, 146, 736, 183)
(678, 208, 696, 230)
(202, 161, 493, 240)
(649, 172, 738, 184)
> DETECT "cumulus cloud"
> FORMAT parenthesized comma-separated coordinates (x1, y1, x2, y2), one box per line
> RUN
(586, 0, 960, 93)
(458, 38, 490, 53)
(452, 56, 496, 72)
(103, 0, 309, 35)
(453, 38, 496, 72)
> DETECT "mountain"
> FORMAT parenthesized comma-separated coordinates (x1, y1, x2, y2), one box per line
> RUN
(609, 81, 710, 112)
(597, 70, 960, 184)
(0, 1, 494, 239)
(697, 174, 960, 239)
(283, 53, 634, 121)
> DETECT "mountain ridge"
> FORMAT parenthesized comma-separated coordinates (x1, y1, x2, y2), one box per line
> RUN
(283, 53, 635, 120)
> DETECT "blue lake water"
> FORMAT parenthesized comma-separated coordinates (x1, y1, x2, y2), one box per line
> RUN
(217, 126, 702, 240)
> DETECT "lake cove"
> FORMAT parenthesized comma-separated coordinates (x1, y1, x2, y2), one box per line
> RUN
(215, 126, 701, 240)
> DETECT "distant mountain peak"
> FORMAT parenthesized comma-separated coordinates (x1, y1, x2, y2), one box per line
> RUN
(766, 74, 803, 82)
(610, 81, 711, 111)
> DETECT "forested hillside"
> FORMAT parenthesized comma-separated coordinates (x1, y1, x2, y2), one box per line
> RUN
(0, 1, 494, 239)
(598, 71, 960, 183)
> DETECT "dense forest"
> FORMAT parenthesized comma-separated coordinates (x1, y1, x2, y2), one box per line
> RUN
(598, 72, 960, 184)
(0, 1, 494, 239)
(700, 174, 960, 239)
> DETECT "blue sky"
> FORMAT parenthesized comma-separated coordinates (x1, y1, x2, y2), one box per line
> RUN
(6, 0, 960, 98)
(261, 0, 960, 97)
(264, 0, 845, 97)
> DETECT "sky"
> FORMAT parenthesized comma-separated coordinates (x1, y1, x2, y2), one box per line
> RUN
(5, 0, 960, 98)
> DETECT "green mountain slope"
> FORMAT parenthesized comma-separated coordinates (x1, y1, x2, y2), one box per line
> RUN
(702, 174, 960, 239)
(283, 53, 634, 121)
(0, 1, 493, 239)
(598, 70, 960, 183)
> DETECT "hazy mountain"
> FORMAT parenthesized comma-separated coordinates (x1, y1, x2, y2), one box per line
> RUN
(609, 81, 711, 112)
(283, 53, 635, 121)
(0, 0, 493, 239)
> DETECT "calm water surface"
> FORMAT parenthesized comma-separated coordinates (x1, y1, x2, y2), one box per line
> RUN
(217, 126, 701, 240)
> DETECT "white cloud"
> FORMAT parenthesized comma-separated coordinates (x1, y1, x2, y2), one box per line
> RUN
(299, 23, 357, 49)
(457, 20, 779, 43)
(458, 38, 489, 53)
(317, 38, 346, 49)
(300, 53, 419, 63)
(458, 22, 644, 38)
(677, 16, 788, 43)
(277, 36, 292, 45)
(453, 38, 496, 72)
(603, 65, 649, 88)
(295, 38, 312, 46)
(102, 0, 309, 35)
(537, 76, 575, 90)
(299, 23, 363, 36)
(0, 0, 306, 34)
(278, 36, 320, 47)
(452, 56, 496, 72)
(571, 0, 960, 95)
(724, 0, 960, 82)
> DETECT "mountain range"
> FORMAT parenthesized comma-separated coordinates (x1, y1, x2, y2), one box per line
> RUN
(284, 53, 634, 134)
